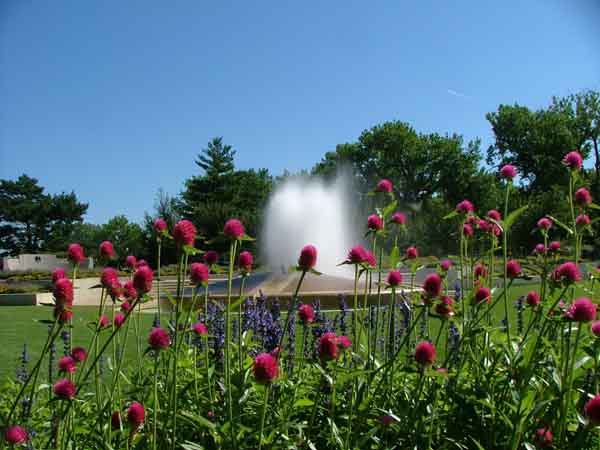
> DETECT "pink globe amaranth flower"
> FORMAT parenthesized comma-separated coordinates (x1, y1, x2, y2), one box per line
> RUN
(553, 262, 581, 284)
(537, 217, 553, 230)
(467, 215, 478, 225)
(474, 287, 491, 304)
(534, 243, 546, 254)
(585, 395, 600, 425)
(53, 378, 76, 400)
(487, 209, 502, 221)
(123, 281, 137, 300)
(53, 278, 74, 306)
(298, 303, 315, 325)
(55, 309, 73, 323)
(148, 327, 171, 350)
(67, 243, 85, 264)
(298, 245, 318, 271)
(564, 151, 583, 170)
(99, 241, 115, 259)
(440, 260, 452, 271)
(4, 425, 28, 445)
(456, 199, 474, 214)
(391, 212, 406, 225)
(135, 259, 148, 268)
(506, 260, 522, 279)
(173, 219, 197, 247)
(376, 179, 393, 193)
(114, 313, 126, 328)
(364, 251, 377, 268)
(346, 246, 367, 264)
(127, 402, 145, 428)
(108, 280, 122, 299)
(133, 265, 153, 294)
(576, 214, 591, 226)
(238, 251, 253, 273)
(253, 353, 279, 384)
(478, 220, 491, 232)
(534, 428, 553, 448)
(414, 341, 436, 365)
(548, 241, 561, 252)
(379, 415, 395, 426)
(203, 250, 219, 265)
(575, 187, 593, 206)
(592, 321, 600, 337)
(387, 270, 402, 287)
(154, 218, 168, 233)
(125, 255, 137, 269)
(462, 223, 474, 237)
(223, 218, 245, 240)
(423, 273, 442, 297)
(193, 322, 208, 336)
(319, 332, 339, 361)
(98, 315, 110, 328)
(52, 268, 66, 284)
(406, 246, 418, 259)
(111, 411, 122, 430)
(526, 291, 541, 307)
(101, 267, 118, 289)
(58, 356, 77, 374)
(190, 262, 209, 285)
(337, 335, 351, 350)
(566, 298, 597, 322)
(71, 347, 87, 363)
(499, 164, 517, 179)
(435, 296, 454, 318)
(367, 214, 384, 231)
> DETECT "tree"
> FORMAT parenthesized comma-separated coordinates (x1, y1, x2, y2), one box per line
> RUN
(142, 189, 181, 266)
(0, 175, 88, 256)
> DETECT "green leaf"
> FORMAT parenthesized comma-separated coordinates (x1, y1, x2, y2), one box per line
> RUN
(504, 204, 528, 231)
(588, 203, 600, 211)
(180, 410, 216, 431)
(547, 215, 574, 235)
(443, 210, 459, 220)
(389, 245, 400, 269)
(293, 398, 314, 408)
(382, 200, 398, 219)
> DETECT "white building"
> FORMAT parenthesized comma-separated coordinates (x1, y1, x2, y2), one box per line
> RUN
(1, 254, 94, 272)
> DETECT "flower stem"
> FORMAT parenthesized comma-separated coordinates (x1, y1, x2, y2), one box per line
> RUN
(257, 384, 270, 450)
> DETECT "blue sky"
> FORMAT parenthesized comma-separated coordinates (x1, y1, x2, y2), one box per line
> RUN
(1, 0, 599, 224)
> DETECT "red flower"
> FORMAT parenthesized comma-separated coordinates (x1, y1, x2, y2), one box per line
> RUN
(238, 251, 253, 273)
(55, 309, 73, 323)
(534, 244, 546, 254)
(52, 268, 66, 284)
(564, 151, 583, 170)
(537, 217, 552, 230)
(435, 296, 454, 318)
(423, 273, 442, 297)
(204, 250, 219, 265)
(487, 209, 502, 221)
(506, 260, 521, 278)
(53, 378, 76, 400)
(415, 341, 436, 365)
(71, 347, 87, 362)
(548, 241, 560, 252)
(58, 356, 77, 373)
(133, 265, 153, 294)
(298, 245, 318, 271)
(98, 315, 110, 328)
(526, 291, 540, 307)
(576, 214, 591, 226)
(406, 246, 418, 259)
(575, 188, 592, 206)
(346, 246, 367, 264)
(391, 212, 406, 225)
(190, 262, 209, 285)
(553, 262, 581, 284)
(367, 214, 383, 231)
(319, 332, 339, 360)
(376, 179, 393, 193)
(253, 353, 279, 384)
(111, 411, 122, 430)
(592, 321, 600, 337)
(387, 270, 402, 287)
(298, 303, 315, 325)
(67, 243, 85, 264)
(99, 241, 115, 259)
(474, 287, 491, 304)
(114, 313, 126, 328)
(108, 280, 122, 299)
(379, 415, 395, 426)
(135, 259, 148, 268)
(125, 255, 137, 269)
(462, 223, 474, 237)
(148, 327, 170, 350)
(123, 281, 137, 300)
(337, 335, 351, 349)
(173, 220, 197, 246)
(585, 395, 600, 425)
(154, 218, 167, 233)
(440, 260, 452, 271)
(456, 200, 474, 214)
(499, 164, 517, 179)
(223, 219, 245, 240)
(566, 298, 597, 322)
(534, 428, 553, 448)
(101, 267, 118, 289)
(364, 251, 376, 267)
(4, 426, 28, 445)
(53, 278, 74, 305)
(193, 322, 208, 336)
(127, 402, 145, 428)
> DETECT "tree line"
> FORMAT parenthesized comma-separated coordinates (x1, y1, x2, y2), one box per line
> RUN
(1, 89, 598, 268)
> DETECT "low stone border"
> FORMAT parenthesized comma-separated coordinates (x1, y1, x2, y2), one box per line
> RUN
(0, 292, 53, 306)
